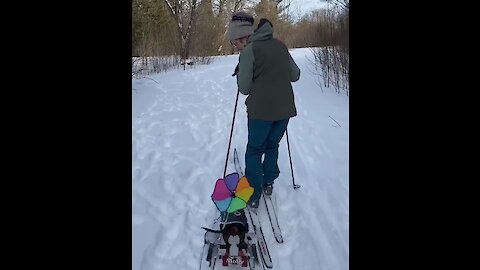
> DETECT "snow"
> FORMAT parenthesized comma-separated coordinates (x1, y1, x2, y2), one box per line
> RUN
(132, 48, 348, 270)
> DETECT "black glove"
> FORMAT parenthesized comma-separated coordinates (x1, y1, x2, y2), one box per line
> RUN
(231, 63, 239, 76)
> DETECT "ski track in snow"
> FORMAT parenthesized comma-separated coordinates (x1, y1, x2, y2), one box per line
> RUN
(133, 49, 348, 270)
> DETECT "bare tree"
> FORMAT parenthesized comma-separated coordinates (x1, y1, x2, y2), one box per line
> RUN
(332, 0, 348, 11)
(311, 1, 349, 95)
(162, 0, 199, 70)
(133, 0, 182, 74)
(213, 0, 247, 14)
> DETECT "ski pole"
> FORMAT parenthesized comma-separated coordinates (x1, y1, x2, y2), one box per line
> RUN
(223, 89, 240, 179)
(286, 128, 300, 189)
(221, 89, 239, 226)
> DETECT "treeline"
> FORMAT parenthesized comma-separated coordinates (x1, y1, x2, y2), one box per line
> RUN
(133, 0, 349, 95)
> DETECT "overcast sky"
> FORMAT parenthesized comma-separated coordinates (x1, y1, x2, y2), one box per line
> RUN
(288, 0, 330, 19)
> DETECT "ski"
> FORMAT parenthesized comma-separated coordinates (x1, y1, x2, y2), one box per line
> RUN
(262, 193, 283, 243)
(234, 147, 284, 243)
(246, 207, 273, 268)
(234, 148, 273, 268)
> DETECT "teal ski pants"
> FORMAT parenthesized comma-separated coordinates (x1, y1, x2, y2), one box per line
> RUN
(245, 118, 289, 202)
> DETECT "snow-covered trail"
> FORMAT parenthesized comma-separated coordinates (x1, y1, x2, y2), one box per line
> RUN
(132, 48, 348, 270)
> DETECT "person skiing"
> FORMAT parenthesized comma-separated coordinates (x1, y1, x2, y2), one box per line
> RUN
(228, 11, 300, 208)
